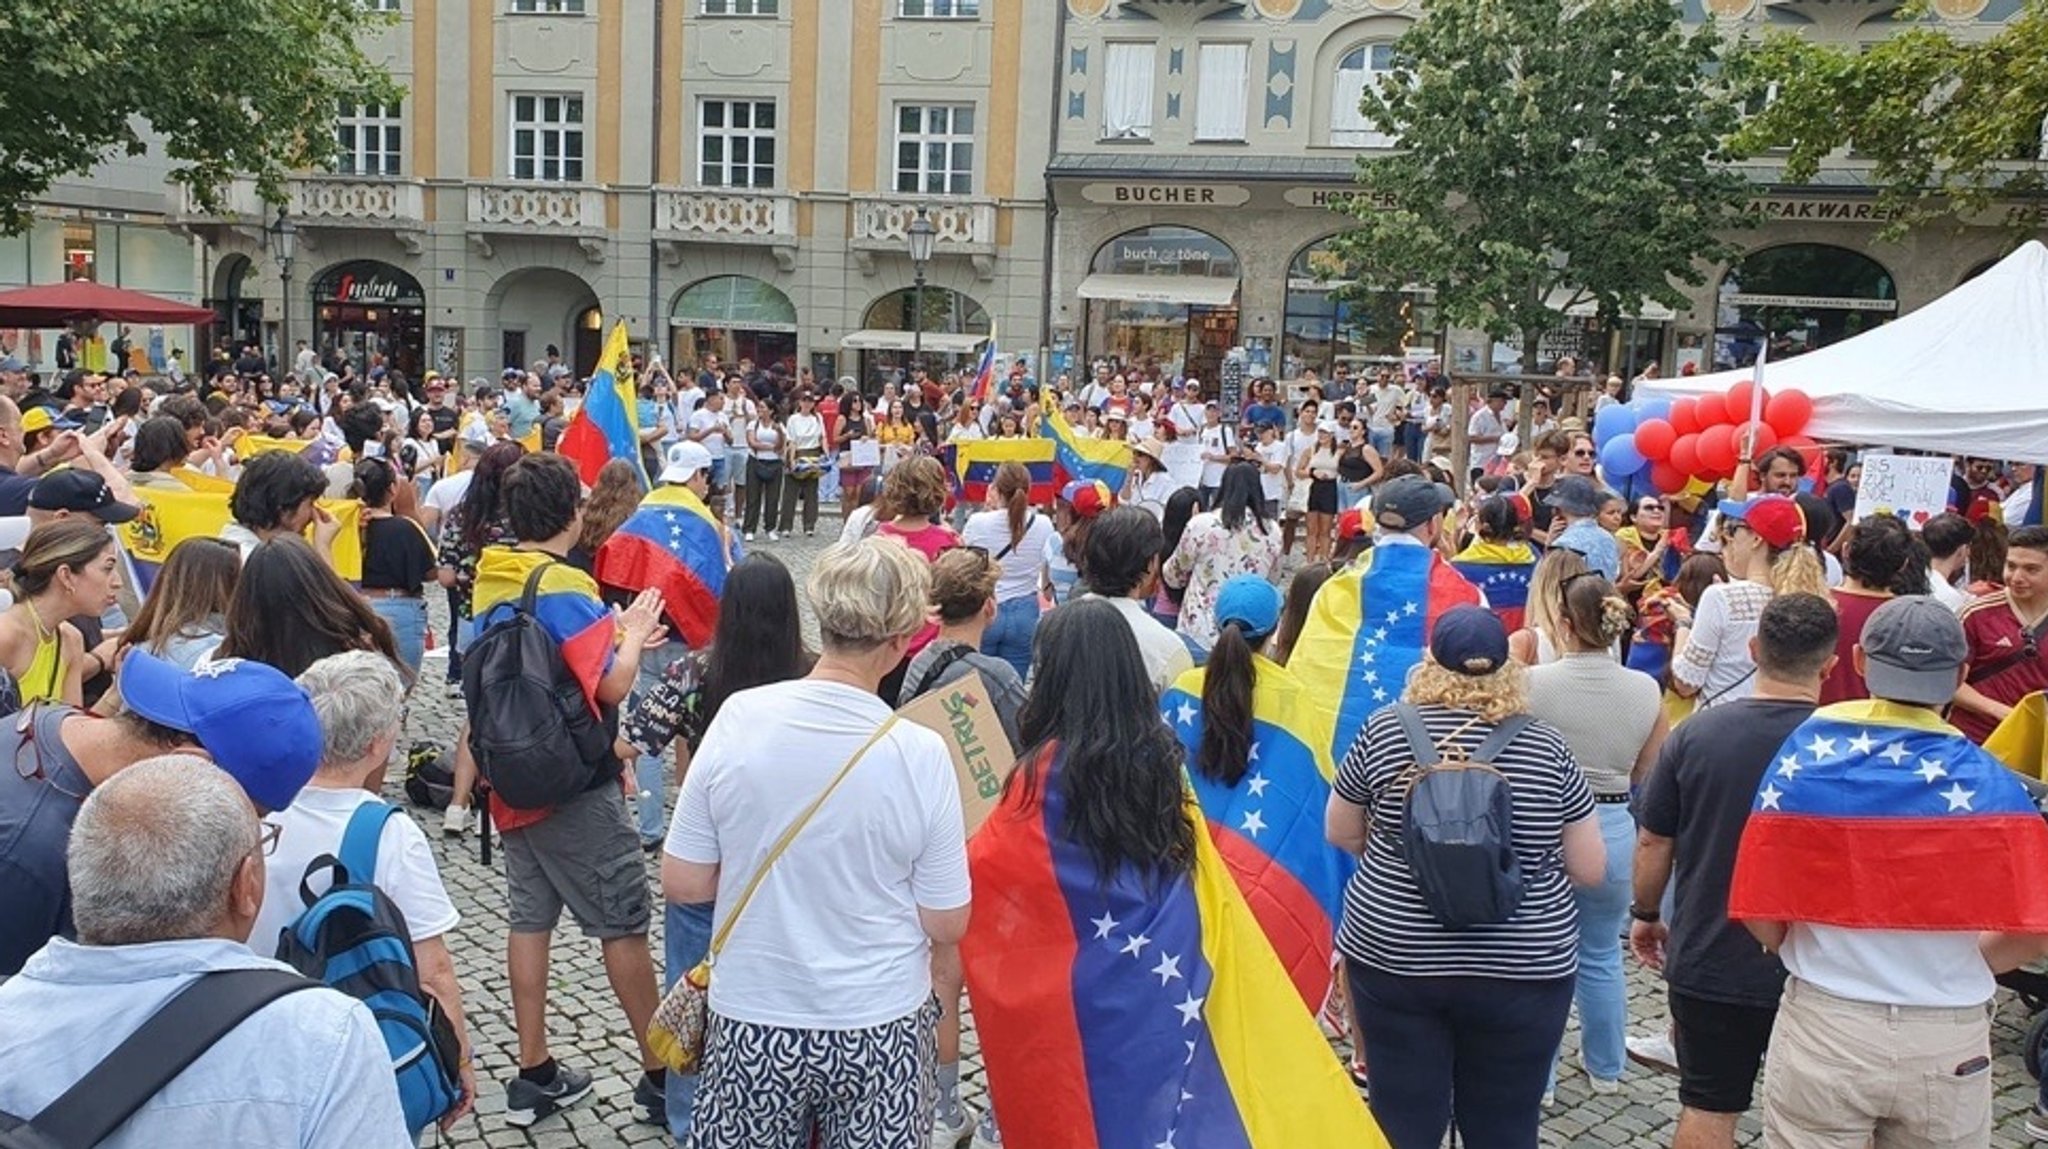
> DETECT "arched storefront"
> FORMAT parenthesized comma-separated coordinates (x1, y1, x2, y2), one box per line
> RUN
(1715, 244, 1896, 369)
(1080, 226, 1240, 385)
(845, 287, 992, 392)
(487, 267, 601, 378)
(312, 260, 426, 380)
(207, 255, 262, 361)
(1281, 237, 1437, 379)
(669, 276, 799, 377)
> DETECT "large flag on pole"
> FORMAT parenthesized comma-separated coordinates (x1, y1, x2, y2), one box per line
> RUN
(969, 327, 998, 405)
(558, 322, 646, 488)
(1039, 386, 1131, 493)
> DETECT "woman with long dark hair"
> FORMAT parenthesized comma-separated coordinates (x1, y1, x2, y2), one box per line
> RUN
(960, 460, 1057, 678)
(350, 455, 438, 677)
(1162, 461, 1281, 647)
(217, 534, 402, 680)
(1149, 486, 1202, 630)
(438, 439, 525, 652)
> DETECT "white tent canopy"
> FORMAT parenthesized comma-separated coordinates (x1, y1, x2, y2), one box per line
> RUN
(1638, 241, 2048, 464)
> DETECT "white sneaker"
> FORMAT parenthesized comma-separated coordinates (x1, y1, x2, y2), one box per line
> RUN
(767, 531, 780, 541)
(441, 805, 471, 837)
(929, 1106, 971, 1149)
(744, 531, 756, 542)
(1626, 1032, 1679, 1077)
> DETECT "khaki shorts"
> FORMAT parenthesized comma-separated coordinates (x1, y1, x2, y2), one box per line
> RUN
(502, 784, 650, 939)
(1761, 976, 1991, 1149)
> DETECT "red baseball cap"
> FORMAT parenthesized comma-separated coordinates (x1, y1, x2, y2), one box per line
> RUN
(1721, 495, 1806, 549)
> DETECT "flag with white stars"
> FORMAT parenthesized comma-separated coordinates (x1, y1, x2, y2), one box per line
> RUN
(593, 484, 729, 647)
(1450, 540, 1537, 632)
(1162, 660, 1353, 1011)
(1284, 543, 1482, 762)
(961, 748, 1387, 1149)
(1729, 699, 2048, 931)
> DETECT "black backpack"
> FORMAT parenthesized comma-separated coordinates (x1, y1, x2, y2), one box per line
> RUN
(461, 560, 616, 810)
(402, 742, 455, 810)
(1388, 705, 1533, 929)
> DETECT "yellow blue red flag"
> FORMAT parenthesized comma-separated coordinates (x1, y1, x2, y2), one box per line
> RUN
(1039, 386, 1130, 493)
(594, 484, 729, 648)
(558, 321, 645, 489)
(119, 485, 362, 594)
(944, 438, 1057, 506)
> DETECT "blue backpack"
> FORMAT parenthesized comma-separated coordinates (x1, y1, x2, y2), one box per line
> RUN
(275, 802, 462, 1137)
(1388, 705, 1533, 929)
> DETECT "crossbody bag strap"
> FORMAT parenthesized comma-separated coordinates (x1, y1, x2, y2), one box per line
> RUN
(1966, 613, 2048, 685)
(993, 513, 1034, 562)
(707, 716, 901, 962)
(909, 645, 977, 701)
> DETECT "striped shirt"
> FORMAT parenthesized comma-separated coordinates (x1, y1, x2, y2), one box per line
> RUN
(1333, 704, 1595, 980)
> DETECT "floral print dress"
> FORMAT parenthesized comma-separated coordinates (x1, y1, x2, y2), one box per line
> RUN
(1162, 512, 1283, 647)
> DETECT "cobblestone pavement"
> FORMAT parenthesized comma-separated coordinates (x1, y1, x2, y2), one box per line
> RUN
(393, 521, 2048, 1148)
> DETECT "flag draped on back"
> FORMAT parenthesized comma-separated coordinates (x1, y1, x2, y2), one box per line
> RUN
(473, 548, 615, 712)
(943, 439, 1057, 507)
(1450, 540, 1538, 633)
(594, 484, 728, 648)
(969, 328, 997, 405)
(558, 321, 645, 488)
(1160, 659, 1351, 1010)
(1039, 386, 1131, 493)
(119, 485, 364, 595)
(961, 748, 1387, 1149)
(1730, 699, 2048, 931)
(1286, 545, 1482, 761)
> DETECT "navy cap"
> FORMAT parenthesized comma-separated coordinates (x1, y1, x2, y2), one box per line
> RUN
(1429, 605, 1511, 677)
(28, 469, 138, 523)
(119, 649, 323, 813)
(1214, 574, 1283, 641)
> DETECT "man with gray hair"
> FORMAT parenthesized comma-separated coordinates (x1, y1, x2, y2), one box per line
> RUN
(245, 652, 477, 1129)
(0, 757, 410, 1147)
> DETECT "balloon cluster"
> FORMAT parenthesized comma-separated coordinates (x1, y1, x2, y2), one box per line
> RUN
(1592, 383, 1817, 497)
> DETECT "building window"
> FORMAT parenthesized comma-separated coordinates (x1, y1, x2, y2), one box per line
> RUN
(511, 94, 586, 182)
(334, 103, 404, 177)
(900, 0, 979, 15)
(895, 105, 974, 196)
(699, 100, 777, 188)
(1194, 43, 1249, 142)
(510, 0, 585, 11)
(1332, 43, 1397, 148)
(701, 0, 777, 12)
(1101, 43, 1155, 141)
(359, 0, 402, 10)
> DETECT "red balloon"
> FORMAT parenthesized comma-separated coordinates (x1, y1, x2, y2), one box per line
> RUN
(1670, 398, 1700, 436)
(1667, 433, 1702, 477)
(1694, 391, 1731, 428)
(1649, 460, 1691, 494)
(1780, 433, 1820, 462)
(1632, 418, 1677, 462)
(1734, 420, 1780, 459)
(1697, 423, 1739, 475)
(1766, 389, 1815, 438)
(1725, 380, 1771, 427)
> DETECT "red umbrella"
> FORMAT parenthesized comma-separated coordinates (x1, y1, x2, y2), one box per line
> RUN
(0, 281, 215, 327)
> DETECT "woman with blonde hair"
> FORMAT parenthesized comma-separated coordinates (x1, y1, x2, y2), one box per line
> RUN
(1510, 549, 1591, 667)
(0, 521, 123, 707)
(1671, 494, 1825, 710)
(959, 460, 1057, 678)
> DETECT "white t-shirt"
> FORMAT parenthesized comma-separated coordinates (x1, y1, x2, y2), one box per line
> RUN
(1780, 924, 1994, 1008)
(784, 412, 826, 453)
(248, 788, 460, 959)
(1929, 566, 1968, 612)
(666, 680, 970, 1029)
(687, 407, 731, 455)
(421, 467, 475, 524)
(962, 509, 1060, 605)
(1085, 594, 1194, 695)
(1198, 423, 1235, 486)
(677, 384, 705, 421)
(1671, 578, 1773, 708)
(1256, 439, 1289, 503)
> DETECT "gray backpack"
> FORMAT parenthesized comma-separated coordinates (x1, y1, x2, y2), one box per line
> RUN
(1388, 705, 1532, 929)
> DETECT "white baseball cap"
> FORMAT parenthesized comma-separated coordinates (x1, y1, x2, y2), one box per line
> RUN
(659, 441, 714, 484)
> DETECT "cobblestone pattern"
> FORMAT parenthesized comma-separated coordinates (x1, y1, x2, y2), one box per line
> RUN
(394, 526, 2047, 1148)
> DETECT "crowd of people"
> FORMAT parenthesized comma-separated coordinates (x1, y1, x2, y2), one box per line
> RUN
(0, 343, 2045, 1149)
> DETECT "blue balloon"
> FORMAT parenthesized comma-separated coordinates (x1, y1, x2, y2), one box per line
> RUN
(1601, 435, 1647, 479)
(1594, 404, 1639, 446)
(1634, 397, 1673, 423)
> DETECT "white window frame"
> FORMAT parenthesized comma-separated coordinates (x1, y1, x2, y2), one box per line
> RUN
(334, 103, 404, 177)
(697, 99, 779, 188)
(1194, 42, 1250, 143)
(899, 0, 980, 17)
(894, 104, 976, 196)
(358, 0, 403, 10)
(701, 0, 778, 13)
(1332, 43, 1398, 149)
(509, 93, 587, 182)
(1101, 42, 1156, 141)
(510, 0, 584, 12)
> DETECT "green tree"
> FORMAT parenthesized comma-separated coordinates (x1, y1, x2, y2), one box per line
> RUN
(1328, 0, 1755, 372)
(0, 0, 403, 235)
(1730, 1, 2048, 236)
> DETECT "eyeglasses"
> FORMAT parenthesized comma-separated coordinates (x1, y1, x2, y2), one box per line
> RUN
(253, 821, 282, 859)
(13, 706, 89, 802)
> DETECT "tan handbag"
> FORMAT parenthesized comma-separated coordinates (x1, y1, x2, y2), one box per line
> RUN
(646, 717, 899, 1073)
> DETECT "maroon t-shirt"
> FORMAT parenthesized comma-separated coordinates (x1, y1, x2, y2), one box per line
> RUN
(1955, 590, 2048, 743)
(1818, 589, 1889, 706)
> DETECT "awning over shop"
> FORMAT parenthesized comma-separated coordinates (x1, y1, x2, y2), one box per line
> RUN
(670, 275, 799, 333)
(839, 329, 989, 354)
(1076, 273, 1240, 307)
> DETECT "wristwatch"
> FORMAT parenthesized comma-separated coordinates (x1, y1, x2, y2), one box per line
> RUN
(1628, 903, 1662, 924)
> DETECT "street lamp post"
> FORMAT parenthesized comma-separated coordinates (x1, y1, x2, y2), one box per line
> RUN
(906, 206, 936, 375)
(269, 206, 298, 376)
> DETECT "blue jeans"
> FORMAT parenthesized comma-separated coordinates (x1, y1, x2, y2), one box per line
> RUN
(369, 595, 428, 680)
(664, 899, 715, 1142)
(631, 643, 691, 845)
(1554, 801, 1635, 1084)
(1349, 962, 1575, 1149)
(1369, 426, 1395, 459)
(982, 595, 1040, 681)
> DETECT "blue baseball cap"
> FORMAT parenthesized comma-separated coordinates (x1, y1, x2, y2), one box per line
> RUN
(1214, 575, 1283, 641)
(119, 648, 324, 813)
(1429, 605, 1511, 677)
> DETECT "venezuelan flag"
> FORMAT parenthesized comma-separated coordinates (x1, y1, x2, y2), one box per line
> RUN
(558, 321, 646, 489)
(969, 327, 997, 405)
(236, 434, 317, 461)
(593, 484, 728, 649)
(1039, 386, 1130, 493)
(1731, 699, 2048, 931)
(1987, 692, 2048, 779)
(473, 547, 615, 712)
(944, 439, 1057, 506)
(1161, 659, 1352, 1010)
(1450, 539, 1538, 633)
(119, 485, 363, 595)
(1287, 544, 1482, 761)
(962, 747, 1386, 1149)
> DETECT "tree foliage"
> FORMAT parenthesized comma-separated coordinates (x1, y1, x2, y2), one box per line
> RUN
(0, 0, 403, 235)
(1328, 0, 1755, 367)
(1730, 0, 2048, 236)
